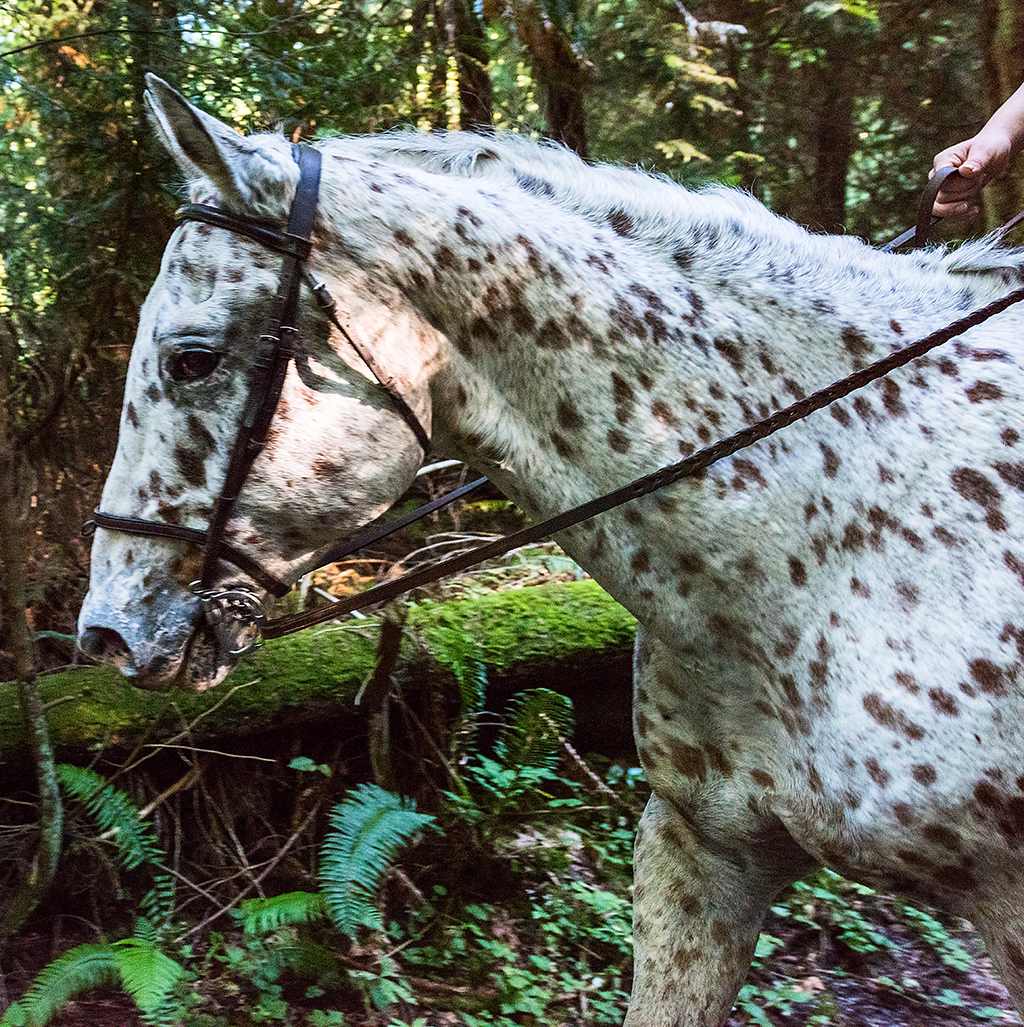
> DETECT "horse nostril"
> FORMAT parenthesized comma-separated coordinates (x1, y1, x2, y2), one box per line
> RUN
(78, 626, 135, 671)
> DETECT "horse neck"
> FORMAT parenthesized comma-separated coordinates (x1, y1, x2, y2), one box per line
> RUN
(318, 154, 1014, 518)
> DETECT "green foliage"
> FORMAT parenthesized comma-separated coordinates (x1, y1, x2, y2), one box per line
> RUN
(319, 783, 436, 940)
(229, 717, 644, 1026)
(55, 763, 162, 871)
(900, 904, 973, 971)
(493, 687, 573, 769)
(750, 866, 997, 1023)
(0, 946, 120, 1027)
(239, 890, 328, 936)
(774, 869, 895, 954)
(4, 767, 187, 1027)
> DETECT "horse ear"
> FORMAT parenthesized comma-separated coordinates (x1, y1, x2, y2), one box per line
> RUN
(143, 74, 263, 209)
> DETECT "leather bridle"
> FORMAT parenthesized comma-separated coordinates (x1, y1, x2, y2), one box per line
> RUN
(86, 143, 437, 634)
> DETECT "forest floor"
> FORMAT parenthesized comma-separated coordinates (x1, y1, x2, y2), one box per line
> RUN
(5, 891, 1021, 1027)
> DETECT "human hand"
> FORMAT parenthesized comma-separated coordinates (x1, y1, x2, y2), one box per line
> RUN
(931, 129, 1015, 217)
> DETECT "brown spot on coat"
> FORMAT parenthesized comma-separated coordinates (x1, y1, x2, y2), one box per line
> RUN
(671, 743, 707, 781)
(841, 325, 873, 364)
(951, 466, 1006, 531)
(819, 443, 841, 478)
(713, 337, 744, 374)
(608, 208, 635, 236)
(928, 687, 960, 717)
(556, 398, 584, 431)
(969, 658, 1009, 696)
(895, 671, 919, 695)
(865, 758, 890, 787)
(631, 549, 651, 574)
(732, 458, 767, 487)
(608, 428, 630, 453)
(881, 379, 906, 417)
(994, 462, 1024, 493)
(651, 400, 678, 426)
(966, 381, 1004, 403)
(862, 692, 925, 741)
(830, 404, 852, 428)
(842, 522, 865, 553)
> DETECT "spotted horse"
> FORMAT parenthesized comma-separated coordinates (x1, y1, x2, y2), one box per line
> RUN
(79, 75, 1024, 1025)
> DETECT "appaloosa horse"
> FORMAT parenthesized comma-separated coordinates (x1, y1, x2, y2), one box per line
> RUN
(79, 75, 1024, 1025)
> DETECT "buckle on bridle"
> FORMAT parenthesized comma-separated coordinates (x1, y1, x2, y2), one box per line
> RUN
(190, 583, 267, 656)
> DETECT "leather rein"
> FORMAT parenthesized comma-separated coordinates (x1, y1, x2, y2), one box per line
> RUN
(86, 152, 1024, 648)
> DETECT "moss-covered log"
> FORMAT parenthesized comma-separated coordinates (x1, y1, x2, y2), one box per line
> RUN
(0, 580, 637, 761)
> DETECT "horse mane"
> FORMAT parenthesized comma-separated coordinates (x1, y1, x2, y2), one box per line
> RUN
(319, 130, 1024, 299)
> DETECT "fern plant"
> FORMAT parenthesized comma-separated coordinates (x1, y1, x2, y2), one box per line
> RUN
(493, 688, 574, 769)
(240, 782, 436, 943)
(321, 783, 436, 939)
(1, 766, 187, 1027)
(54, 763, 163, 870)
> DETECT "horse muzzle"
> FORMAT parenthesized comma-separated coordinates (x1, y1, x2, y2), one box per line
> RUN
(77, 582, 266, 691)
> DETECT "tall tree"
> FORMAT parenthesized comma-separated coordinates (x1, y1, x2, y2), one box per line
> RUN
(979, 0, 1023, 229)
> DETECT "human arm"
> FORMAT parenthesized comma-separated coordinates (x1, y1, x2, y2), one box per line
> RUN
(931, 82, 1024, 217)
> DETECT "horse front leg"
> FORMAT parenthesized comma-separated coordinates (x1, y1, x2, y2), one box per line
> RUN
(626, 792, 789, 1027)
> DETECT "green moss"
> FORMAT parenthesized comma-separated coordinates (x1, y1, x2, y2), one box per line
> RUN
(408, 579, 636, 677)
(0, 581, 634, 755)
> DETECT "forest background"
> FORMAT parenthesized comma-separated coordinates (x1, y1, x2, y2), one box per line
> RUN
(1, 2, 1024, 1025)
(0, 0, 1022, 677)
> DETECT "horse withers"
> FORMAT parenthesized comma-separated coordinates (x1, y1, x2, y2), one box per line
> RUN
(79, 75, 1024, 1025)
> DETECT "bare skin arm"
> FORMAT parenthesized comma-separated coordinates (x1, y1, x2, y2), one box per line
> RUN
(932, 82, 1024, 217)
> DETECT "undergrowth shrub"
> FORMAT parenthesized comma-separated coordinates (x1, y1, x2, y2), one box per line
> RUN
(1, 765, 186, 1027)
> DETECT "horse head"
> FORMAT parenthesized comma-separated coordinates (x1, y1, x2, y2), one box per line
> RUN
(78, 77, 437, 690)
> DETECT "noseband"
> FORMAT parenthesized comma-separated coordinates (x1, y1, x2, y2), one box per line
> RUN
(87, 143, 431, 624)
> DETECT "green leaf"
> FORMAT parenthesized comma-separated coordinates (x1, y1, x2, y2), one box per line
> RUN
(319, 784, 436, 940)
(56, 764, 162, 871)
(1, 944, 119, 1027)
(240, 891, 327, 935)
(493, 689, 573, 769)
(111, 938, 187, 1015)
(289, 757, 331, 776)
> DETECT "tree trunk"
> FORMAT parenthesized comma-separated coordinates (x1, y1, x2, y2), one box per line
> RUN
(0, 329, 63, 939)
(809, 45, 856, 235)
(445, 0, 494, 131)
(979, 0, 1024, 230)
(508, 0, 588, 157)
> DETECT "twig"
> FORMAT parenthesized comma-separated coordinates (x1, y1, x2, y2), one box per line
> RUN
(137, 760, 205, 820)
(113, 679, 260, 779)
(180, 803, 322, 940)
(140, 744, 276, 762)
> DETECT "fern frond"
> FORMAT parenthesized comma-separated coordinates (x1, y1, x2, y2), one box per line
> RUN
(111, 938, 187, 1016)
(319, 784, 436, 940)
(56, 764, 162, 870)
(240, 890, 327, 935)
(0, 944, 119, 1027)
(430, 627, 487, 714)
(494, 688, 574, 769)
(140, 873, 177, 930)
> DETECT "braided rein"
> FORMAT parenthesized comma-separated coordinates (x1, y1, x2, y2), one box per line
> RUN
(257, 282, 1024, 639)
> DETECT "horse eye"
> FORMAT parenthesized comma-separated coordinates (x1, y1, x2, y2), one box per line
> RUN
(169, 349, 221, 382)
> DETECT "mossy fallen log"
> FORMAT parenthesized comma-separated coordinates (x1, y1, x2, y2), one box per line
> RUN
(0, 580, 637, 760)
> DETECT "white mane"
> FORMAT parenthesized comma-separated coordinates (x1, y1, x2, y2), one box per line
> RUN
(316, 129, 1024, 298)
